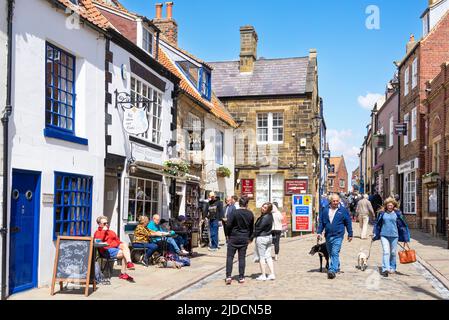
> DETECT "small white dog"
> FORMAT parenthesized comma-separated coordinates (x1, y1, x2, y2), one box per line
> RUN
(357, 250, 368, 271)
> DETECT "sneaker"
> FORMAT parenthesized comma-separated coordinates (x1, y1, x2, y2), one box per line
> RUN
(274, 255, 279, 261)
(208, 247, 218, 252)
(119, 273, 135, 282)
(256, 274, 267, 281)
(267, 274, 276, 281)
(381, 271, 389, 277)
(179, 249, 189, 256)
(225, 278, 232, 285)
(126, 262, 135, 270)
(238, 277, 245, 284)
(327, 272, 336, 279)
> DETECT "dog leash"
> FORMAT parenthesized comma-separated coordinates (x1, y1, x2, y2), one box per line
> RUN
(366, 238, 374, 262)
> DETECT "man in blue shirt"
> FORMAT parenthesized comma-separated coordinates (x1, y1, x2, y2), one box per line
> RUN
(317, 193, 353, 279)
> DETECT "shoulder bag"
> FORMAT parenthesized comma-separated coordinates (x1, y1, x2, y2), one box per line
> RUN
(398, 242, 416, 264)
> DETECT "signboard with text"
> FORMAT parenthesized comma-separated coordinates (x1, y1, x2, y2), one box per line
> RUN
(292, 194, 313, 232)
(285, 179, 308, 195)
(241, 179, 255, 199)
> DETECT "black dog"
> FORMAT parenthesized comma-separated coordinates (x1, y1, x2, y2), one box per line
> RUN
(309, 243, 329, 273)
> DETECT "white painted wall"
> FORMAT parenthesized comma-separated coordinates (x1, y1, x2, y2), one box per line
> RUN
(9, 0, 106, 289)
(108, 41, 175, 241)
(423, 0, 449, 36)
(204, 116, 235, 197)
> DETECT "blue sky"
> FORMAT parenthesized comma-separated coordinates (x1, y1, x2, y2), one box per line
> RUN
(122, 0, 426, 176)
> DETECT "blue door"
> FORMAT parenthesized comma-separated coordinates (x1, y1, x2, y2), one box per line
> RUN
(9, 170, 41, 295)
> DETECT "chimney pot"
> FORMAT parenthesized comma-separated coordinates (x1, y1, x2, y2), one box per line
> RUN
(166, 2, 173, 19)
(155, 3, 163, 20)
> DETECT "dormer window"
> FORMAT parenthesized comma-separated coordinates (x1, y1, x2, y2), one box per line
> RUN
(200, 68, 211, 100)
(69, 0, 79, 5)
(143, 28, 153, 56)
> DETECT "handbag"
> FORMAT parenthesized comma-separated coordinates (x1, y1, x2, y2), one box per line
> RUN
(398, 242, 417, 264)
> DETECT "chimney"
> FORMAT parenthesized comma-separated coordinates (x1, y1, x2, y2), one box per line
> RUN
(153, 2, 178, 47)
(239, 26, 258, 73)
(406, 34, 416, 54)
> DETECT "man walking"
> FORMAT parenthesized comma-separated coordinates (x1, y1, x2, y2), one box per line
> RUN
(206, 192, 224, 251)
(223, 196, 237, 239)
(317, 193, 353, 279)
(225, 197, 254, 284)
(356, 194, 374, 239)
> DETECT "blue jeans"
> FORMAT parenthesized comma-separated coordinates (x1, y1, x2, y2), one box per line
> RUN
(209, 219, 219, 249)
(133, 242, 159, 261)
(381, 236, 398, 272)
(326, 236, 343, 274)
(175, 235, 188, 249)
(166, 237, 181, 253)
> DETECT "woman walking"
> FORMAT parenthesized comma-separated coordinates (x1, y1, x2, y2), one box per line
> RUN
(372, 197, 411, 277)
(271, 202, 283, 261)
(252, 202, 275, 281)
(356, 194, 374, 239)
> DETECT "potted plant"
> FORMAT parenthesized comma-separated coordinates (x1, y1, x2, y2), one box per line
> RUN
(163, 159, 190, 177)
(216, 166, 231, 178)
(422, 172, 440, 184)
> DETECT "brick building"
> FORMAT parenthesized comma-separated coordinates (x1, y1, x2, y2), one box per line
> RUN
(327, 156, 348, 194)
(422, 62, 448, 238)
(397, 6, 449, 229)
(209, 26, 322, 227)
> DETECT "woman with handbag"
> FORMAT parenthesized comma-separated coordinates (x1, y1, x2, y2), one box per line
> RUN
(372, 197, 411, 277)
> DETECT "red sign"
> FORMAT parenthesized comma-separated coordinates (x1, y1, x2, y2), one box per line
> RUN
(241, 179, 254, 199)
(285, 179, 308, 195)
(295, 216, 309, 231)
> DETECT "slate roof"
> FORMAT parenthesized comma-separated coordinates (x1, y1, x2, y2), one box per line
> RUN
(208, 57, 310, 98)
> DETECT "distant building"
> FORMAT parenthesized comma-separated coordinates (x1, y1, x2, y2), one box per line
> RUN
(328, 156, 348, 194)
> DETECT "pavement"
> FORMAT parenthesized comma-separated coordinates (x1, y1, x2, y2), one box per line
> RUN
(7, 226, 449, 300)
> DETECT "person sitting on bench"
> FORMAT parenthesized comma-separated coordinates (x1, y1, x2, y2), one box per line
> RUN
(94, 216, 135, 282)
(148, 214, 189, 256)
(171, 215, 190, 253)
(133, 216, 163, 265)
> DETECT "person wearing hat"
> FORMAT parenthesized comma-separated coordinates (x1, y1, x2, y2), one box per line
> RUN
(148, 214, 189, 256)
(205, 192, 224, 251)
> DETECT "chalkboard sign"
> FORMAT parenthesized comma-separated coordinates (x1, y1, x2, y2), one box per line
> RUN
(51, 236, 96, 297)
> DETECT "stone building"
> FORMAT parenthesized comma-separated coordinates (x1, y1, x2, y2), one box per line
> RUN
(209, 26, 322, 228)
(328, 156, 348, 194)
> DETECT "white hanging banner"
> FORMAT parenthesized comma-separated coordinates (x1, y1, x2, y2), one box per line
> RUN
(123, 106, 149, 135)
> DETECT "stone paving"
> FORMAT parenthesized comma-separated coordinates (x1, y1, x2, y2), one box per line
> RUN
(169, 229, 449, 300)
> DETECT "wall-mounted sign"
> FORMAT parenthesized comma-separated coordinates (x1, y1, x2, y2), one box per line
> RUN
(42, 193, 54, 204)
(397, 158, 419, 174)
(241, 179, 254, 199)
(292, 194, 313, 232)
(394, 123, 407, 136)
(285, 179, 308, 195)
(373, 134, 386, 149)
(123, 107, 149, 135)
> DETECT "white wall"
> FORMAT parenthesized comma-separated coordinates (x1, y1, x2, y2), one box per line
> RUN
(204, 116, 235, 197)
(108, 41, 175, 241)
(9, 0, 106, 289)
(428, 0, 449, 34)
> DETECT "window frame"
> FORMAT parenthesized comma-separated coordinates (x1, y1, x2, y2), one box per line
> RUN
(130, 75, 163, 145)
(339, 179, 345, 188)
(53, 172, 93, 240)
(389, 116, 394, 148)
(256, 112, 284, 145)
(412, 58, 418, 89)
(142, 27, 154, 56)
(256, 173, 284, 208)
(215, 129, 224, 165)
(199, 68, 211, 101)
(404, 113, 409, 146)
(403, 171, 416, 215)
(125, 176, 161, 223)
(404, 66, 410, 96)
(411, 107, 417, 142)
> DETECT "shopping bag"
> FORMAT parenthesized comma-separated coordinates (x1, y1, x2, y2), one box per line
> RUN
(398, 242, 417, 264)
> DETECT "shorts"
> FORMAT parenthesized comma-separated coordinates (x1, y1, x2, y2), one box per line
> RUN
(107, 248, 121, 259)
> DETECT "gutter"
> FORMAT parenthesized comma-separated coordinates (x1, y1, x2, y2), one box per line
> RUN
(1, 0, 14, 301)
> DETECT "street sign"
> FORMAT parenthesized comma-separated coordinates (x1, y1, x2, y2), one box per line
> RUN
(292, 194, 313, 232)
(394, 123, 407, 136)
(285, 179, 308, 195)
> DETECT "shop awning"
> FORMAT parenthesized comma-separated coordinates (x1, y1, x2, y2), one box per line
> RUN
(135, 161, 201, 182)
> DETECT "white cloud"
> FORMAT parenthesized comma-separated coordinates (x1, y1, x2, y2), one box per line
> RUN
(327, 129, 360, 179)
(357, 93, 383, 110)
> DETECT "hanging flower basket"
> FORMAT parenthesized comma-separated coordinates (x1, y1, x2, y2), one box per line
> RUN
(163, 159, 190, 177)
(216, 166, 231, 178)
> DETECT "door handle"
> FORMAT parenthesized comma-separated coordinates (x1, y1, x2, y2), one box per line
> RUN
(10, 227, 21, 233)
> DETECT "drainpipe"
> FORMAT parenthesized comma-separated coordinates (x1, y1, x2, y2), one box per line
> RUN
(1, 0, 14, 301)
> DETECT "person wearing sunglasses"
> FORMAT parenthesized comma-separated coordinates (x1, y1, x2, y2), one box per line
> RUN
(94, 216, 135, 282)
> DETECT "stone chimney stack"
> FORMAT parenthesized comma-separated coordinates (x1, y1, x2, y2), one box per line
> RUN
(153, 2, 178, 47)
(239, 26, 258, 73)
(406, 34, 416, 54)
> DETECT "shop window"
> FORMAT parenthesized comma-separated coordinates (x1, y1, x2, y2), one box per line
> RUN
(428, 188, 438, 213)
(53, 173, 92, 240)
(404, 171, 416, 214)
(125, 177, 160, 222)
(256, 174, 283, 208)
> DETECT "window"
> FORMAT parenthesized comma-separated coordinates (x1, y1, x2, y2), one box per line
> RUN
(339, 179, 345, 188)
(404, 113, 409, 146)
(142, 29, 153, 56)
(432, 141, 441, 172)
(45, 43, 76, 133)
(389, 174, 395, 195)
(215, 130, 224, 165)
(329, 179, 334, 187)
(199, 68, 211, 100)
(256, 174, 283, 208)
(412, 58, 418, 89)
(257, 113, 284, 144)
(404, 67, 410, 96)
(389, 116, 394, 148)
(53, 173, 92, 240)
(126, 177, 160, 222)
(404, 171, 416, 214)
(411, 107, 417, 142)
(130, 76, 163, 144)
(378, 127, 385, 155)
(185, 113, 203, 151)
(329, 165, 335, 173)
(429, 188, 438, 213)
